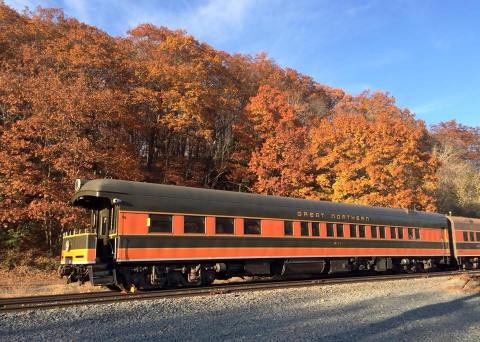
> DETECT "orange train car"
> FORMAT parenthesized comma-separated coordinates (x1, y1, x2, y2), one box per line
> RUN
(58, 179, 478, 291)
(448, 216, 480, 269)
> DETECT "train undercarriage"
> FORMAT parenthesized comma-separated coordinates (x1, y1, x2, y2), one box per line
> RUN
(59, 255, 458, 293)
(457, 257, 479, 270)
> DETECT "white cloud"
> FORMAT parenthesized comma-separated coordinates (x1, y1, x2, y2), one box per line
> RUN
(345, 1, 375, 17)
(188, 0, 253, 37)
(63, 0, 90, 23)
(5, 0, 43, 11)
(6, 0, 255, 42)
(411, 99, 447, 115)
(123, 0, 255, 42)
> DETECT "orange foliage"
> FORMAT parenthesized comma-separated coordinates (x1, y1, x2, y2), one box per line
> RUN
(431, 120, 480, 163)
(247, 85, 315, 197)
(0, 5, 141, 252)
(0, 3, 459, 255)
(310, 92, 438, 210)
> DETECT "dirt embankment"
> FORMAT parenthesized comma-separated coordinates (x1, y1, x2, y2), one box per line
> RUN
(0, 265, 107, 298)
(443, 273, 480, 293)
(0, 266, 107, 298)
(0, 251, 107, 298)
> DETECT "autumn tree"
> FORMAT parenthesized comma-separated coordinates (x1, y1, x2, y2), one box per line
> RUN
(431, 120, 480, 216)
(0, 5, 141, 255)
(125, 24, 245, 187)
(310, 91, 438, 210)
(246, 85, 316, 197)
(223, 53, 344, 190)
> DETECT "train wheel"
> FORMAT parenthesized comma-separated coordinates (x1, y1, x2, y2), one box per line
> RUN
(202, 269, 216, 285)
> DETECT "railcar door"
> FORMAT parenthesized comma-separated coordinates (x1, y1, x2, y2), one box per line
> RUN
(97, 207, 114, 261)
(89, 205, 117, 286)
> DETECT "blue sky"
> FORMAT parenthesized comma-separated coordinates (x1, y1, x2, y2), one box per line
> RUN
(6, 0, 480, 127)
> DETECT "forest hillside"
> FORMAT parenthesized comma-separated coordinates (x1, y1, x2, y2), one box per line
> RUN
(1, 4, 479, 265)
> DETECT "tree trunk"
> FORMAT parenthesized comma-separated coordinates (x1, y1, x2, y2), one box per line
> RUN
(146, 128, 156, 171)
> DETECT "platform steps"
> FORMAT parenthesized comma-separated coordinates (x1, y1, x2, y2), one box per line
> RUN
(88, 263, 116, 286)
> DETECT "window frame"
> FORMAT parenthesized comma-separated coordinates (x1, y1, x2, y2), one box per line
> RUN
(470, 231, 475, 242)
(415, 228, 420, 240)
(390, 227, 397, 239)
(397, 227, 404, 239)
(312, 222, 320, 237)
(301, 221, 310, 236)
(408, 228, 414, 240)
(215, 216, 234, 235)
(336, 224, 344, 238)
(244, 218, 261, 235)
(379, 226, 386, 239)
(359, 225, 366, 238)
(463, 231, 469, 241)
(476, 232, 480, 242)
(327, 223, 334, 237)
(148, 214, 173, 234)
(284, 221, 293, 236)
(371, 225, 378, 239)
(184, 215, 206, 234)
(349, 224, 357, 238)
(90, 210, 98, 232)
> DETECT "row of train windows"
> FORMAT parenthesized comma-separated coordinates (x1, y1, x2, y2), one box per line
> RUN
(324, 224, 420, 240)
(463, 231, 480, 242)
(148, 215, 258, 235)
(148, 215, 420, 239)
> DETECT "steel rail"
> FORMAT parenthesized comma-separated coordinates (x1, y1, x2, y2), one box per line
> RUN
(1, 270, 478, 313)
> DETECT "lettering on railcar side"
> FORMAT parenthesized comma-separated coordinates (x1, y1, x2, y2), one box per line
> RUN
(297, 211, 370, 222)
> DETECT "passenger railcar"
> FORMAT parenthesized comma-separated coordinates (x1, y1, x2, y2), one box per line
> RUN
(447, 216, 480, 269)
(58, 179, 478, 291)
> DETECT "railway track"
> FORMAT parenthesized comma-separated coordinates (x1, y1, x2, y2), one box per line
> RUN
(1, 270, 478, 312)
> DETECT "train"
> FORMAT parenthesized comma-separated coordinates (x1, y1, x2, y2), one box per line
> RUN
(58, 179, 480, 292)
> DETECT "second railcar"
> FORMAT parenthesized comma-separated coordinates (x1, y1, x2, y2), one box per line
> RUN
(448, 216, 480, 269)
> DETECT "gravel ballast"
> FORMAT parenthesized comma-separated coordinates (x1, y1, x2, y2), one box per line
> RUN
(1, 276, 479, 341)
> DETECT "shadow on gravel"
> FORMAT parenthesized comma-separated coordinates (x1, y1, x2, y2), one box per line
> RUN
(322, 292, 480, 342)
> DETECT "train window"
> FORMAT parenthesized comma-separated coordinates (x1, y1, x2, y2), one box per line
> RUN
(415, 228, 420, 240)
(215, 217, 234, 234)
(408, 228, 414, 240)
(336, 224, 344, 237)
(477, 232, 480, 241)
(463, 231, 469, 241)
(111, 207, 119, 235)
(350, 224, 357, 238)
(379, 226, 386, 239)
(101, 217, 108, 236)
(390, 227, 397, 239)
(371, 226, 378, 238)
(359, 225, 366, 238)
(184, 216, 205, 234)
(244, 219, 261, 235)
(327, 223, 334, 237)
(301, 222, 309, 236)
(90, 211, 98, 233)
(397, 227, 404, 239)
(470, 232, 475, 242)
(312, 222, 320, 236)
(148, 214, 172, 233)
(284, 221, 293, 236)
